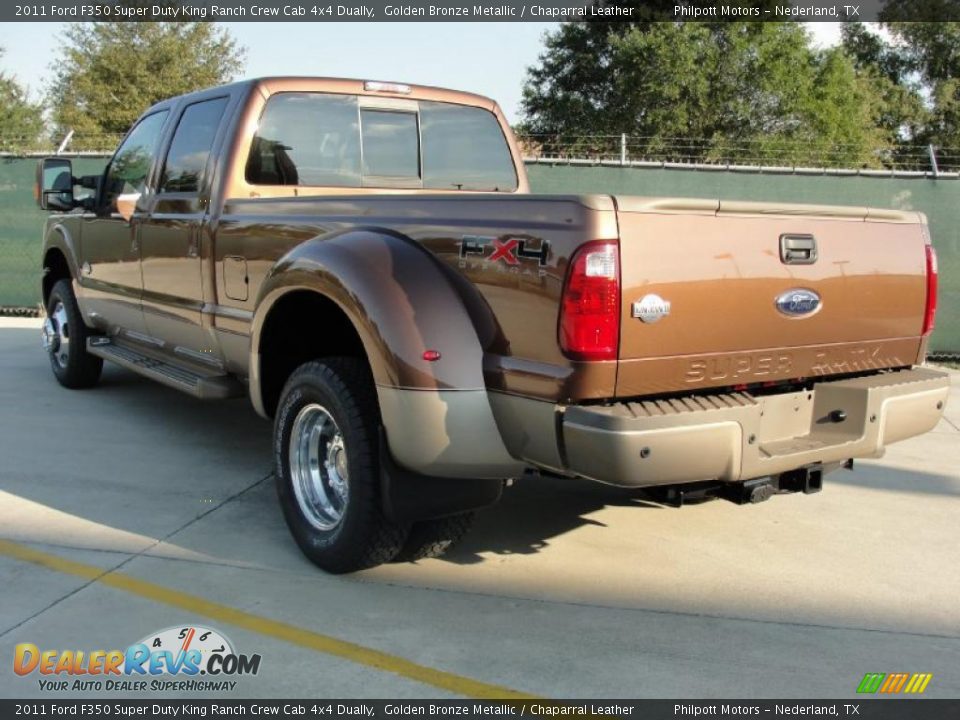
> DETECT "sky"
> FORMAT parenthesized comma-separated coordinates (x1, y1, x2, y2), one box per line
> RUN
(0, 21, 843, 125)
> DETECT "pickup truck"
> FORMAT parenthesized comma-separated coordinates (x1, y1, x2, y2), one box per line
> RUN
(36, 77, 949, 573)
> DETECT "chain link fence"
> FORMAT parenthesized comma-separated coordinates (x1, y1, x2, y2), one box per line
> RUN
(0, 135, 124, 156)
(4, 134, 958, 172)
(516, 135, 960, 175)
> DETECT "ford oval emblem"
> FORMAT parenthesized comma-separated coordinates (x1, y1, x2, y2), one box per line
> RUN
(775, 289, 821, 317)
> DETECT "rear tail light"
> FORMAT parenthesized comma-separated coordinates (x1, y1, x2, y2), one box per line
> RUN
(559, 240, 620, 361)
(922, 244, 938, 336)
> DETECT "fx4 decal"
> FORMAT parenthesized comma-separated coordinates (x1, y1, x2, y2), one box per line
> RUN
(458, 236, 550, 267)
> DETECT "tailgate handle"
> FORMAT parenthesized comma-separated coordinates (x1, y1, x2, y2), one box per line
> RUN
(780, 234, 817, 265)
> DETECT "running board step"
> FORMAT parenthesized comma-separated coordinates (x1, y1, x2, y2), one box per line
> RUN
(87, 337, 243, 400)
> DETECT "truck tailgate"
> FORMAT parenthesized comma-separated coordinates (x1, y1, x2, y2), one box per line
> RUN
(614, 197, 929, 397)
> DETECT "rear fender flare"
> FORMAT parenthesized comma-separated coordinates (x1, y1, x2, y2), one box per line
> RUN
(250, 229, 523, 479)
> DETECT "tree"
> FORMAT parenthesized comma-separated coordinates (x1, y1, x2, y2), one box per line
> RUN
(842, 21, 960, 166)
(884, 22, 960, 151)
(521, 20, 886, 167)
(840, 24, 928, 165)
(0, 49, 44, 153)
(48, 23, 245, 150)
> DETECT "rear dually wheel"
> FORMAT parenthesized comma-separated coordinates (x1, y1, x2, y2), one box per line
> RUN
(273, 358, 408, 573)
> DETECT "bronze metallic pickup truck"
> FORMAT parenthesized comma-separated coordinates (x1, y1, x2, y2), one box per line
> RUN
(36, 77, 949, 572)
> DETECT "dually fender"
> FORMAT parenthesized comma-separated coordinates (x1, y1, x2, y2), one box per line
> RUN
(249, 228, 525, 479)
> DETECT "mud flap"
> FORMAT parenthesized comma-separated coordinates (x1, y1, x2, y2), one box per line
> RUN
(379, 429, 503, 523)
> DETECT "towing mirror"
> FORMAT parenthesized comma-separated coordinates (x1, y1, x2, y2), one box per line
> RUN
(36, 158, 75, 211)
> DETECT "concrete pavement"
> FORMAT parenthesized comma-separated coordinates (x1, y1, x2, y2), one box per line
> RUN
(1, 320, 958, 699)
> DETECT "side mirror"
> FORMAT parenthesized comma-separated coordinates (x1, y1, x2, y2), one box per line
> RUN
(36, 158, 76, 212)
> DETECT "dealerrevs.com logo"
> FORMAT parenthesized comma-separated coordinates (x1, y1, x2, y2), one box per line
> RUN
(14, 625, 261, 693)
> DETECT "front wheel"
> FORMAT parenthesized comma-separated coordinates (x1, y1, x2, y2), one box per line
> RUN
(274, 358, 408, 573)
(43, 278, 103, 389)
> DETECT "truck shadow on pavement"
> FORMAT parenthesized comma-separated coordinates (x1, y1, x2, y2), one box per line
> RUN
(91, 366, 665, 563)
(3, 330, 958, 576)
(444, 476, 665, 564)
(1, 335, 657, 569)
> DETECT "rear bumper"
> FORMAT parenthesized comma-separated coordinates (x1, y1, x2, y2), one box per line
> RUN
(561, 368, 950, 488)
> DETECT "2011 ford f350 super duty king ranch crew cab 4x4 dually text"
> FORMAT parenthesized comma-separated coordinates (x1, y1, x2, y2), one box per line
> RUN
(36, 77, 949, 572)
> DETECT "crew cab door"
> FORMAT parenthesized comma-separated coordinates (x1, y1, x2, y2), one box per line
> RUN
(80, 110, 168, 336)
(139, 95, 230, 361)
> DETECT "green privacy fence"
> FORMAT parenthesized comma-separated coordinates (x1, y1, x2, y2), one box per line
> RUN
(1, 156, 957, 352)
(0, 156, 111, 309)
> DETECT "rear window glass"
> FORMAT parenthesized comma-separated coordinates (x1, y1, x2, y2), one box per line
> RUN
(360, 110, 419, 178)
(247, 93, 517, 192)
(420, 102, 517, 191)
(247, 93, 361, 187)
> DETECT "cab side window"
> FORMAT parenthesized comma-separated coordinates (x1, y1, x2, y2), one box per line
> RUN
(161, 97, 229, 194)
(102, 111, 169, 208)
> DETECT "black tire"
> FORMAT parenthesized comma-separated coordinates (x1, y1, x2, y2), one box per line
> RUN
(396, 512, 476, 562)
(44, 278, 103, 389)
(274, 357, 408, 573)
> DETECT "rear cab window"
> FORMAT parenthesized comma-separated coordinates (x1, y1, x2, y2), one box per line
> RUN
(420, 101, 518, 191)
(360, 108, 420, 182)
(246, 92, 517, 192)
(246, 93, 361, 187)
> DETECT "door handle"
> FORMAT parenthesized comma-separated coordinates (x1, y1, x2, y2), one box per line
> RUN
(780, 234, 817, 265)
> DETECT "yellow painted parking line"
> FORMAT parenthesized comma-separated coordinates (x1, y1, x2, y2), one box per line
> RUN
(0, 539, 537, 700)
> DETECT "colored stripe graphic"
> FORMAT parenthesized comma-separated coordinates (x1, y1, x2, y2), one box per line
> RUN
(880, 673, 909, 693)
(857, 673, 885, 694)
(858, 672, 933, 694)
(904, 674, 933, 694)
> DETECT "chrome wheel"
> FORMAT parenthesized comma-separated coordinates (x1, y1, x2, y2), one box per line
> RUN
(288, 403, 349, 531)
(43, 301, 70, 368)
